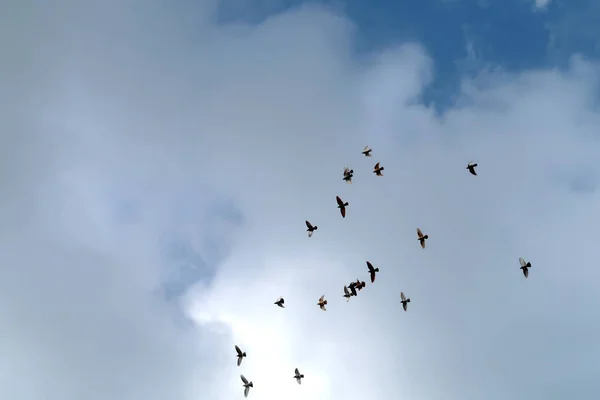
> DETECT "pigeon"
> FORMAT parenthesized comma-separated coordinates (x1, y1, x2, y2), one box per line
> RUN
(348, 282, 358, 296)
(235, 345, 246, 367)
(355, 278, 366, 291)
(294, 368, 304, 385)
(519, 257, 531, 278)
(373, 162, 384, 176)
(241, 374, 253, 398)
(274, 297, 285, 308)
(317, 295, 327, 311)
(466, 161, 478, 176)
(417, 228, 428, 249)
(305, 220, 318, 237)
(343, 285, 352, 302)
(343, 167, 354, 184)
(367, 261, 379, 283)
(336, 196, 349, 218)
(400, 292, 411, 311)
(362, 146, 372, 157)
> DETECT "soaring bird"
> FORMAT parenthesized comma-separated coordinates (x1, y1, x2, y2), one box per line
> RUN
(336, 196, 349, 218)
(305, 220, 318, 237)
(317, 295, 327, 311)
(466, 161, 478, 176)
(373, 162, 384, 176)
(519, 257, 532, 278)
(362, 146, 372, 157)
(400, 292, 411, 311)
(235, 345, 246, 367)
(367, 261, 379, 283)
(417, 228, 429, 249)
(294, 368, 304, 385)
(241, 374, 253, 398)
(343, 167, 354, 184)
(274, 297, 285, 308)
(343, 285, 352, 302)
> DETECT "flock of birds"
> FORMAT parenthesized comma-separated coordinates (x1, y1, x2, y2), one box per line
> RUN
(233, 146, 533, 397)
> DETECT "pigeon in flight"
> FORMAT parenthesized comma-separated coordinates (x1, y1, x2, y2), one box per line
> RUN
(519, 257, 531, 278)
(362, 146, 372, 157)
(305, 220, 318, 237)
(400, 292, 411, 311)
(417, 228, 429, 249)
(317, 295, 327, 311)
(241, 374, 253, 398)
(367, 261, 379, 283)
(373, 162, 384, 176)
(274, 297, 285, 308)
(294, 368, 304, 385)
(343, 167, 354, 184)
(336, 196, 349, 218)
(466, 161, 478, 176)
(343, 285, 352, 302)
(235, 345, 246, 367)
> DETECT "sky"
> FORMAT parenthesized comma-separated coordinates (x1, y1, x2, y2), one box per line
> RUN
(2, 0, 600, 400)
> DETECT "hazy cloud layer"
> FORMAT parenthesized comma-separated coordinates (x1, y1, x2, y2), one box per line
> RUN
(1, 1, 599, 400)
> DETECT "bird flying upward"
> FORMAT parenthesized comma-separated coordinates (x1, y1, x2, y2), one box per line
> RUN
(367, 261, 379, 283)
(336, 196, 349, 218)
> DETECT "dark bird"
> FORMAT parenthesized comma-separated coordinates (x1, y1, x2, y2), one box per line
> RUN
(241, 374, 253, 398)
(294, 368, 304, 385)
(305, 220, 318, 237)
(235, 345, 246, 367)
(343, 285, 352, 302)
(373, 162, 384, 176)
(317, 295, 327, 311)
(519, 257, 531, 278)
(362, 146, 372, 157)
(348, 281, 358, 296)
(336, 196, 348, 218)
(367, 261, 379, 283)
(274, 297, 285, 308)
(400, 292, 411, 311)
(466, 161, 478, 176)
(343, 166, 354, 184)
(355, 279, 366, 291)
(417, 228, 428, 249)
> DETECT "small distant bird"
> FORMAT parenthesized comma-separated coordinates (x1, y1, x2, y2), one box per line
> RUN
(362, 146, 372, 157)
(235, 345, 246, 367)
(417, 228, 429, 249)
(348, 281, 358, 296)
(274, 297, 285, 308)
(305, 220, 318, 237)
(343, 167, 354, 184)
(367, 261, 379, 283)
(336, 196, 348, 218)
(294, 368, 304, 385)
(241, 374, 253, 398)
(343, 285, 352, 302)
(466, 161, 478, 176)
(519, 257, 531, 278)
(400, 292, 411, 311)
(355, 279, 366, 291)
(317, 295, 327, 311)
(373, 162, 384, 176)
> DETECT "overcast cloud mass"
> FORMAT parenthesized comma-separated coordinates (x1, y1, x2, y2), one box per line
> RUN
(1, 1, 600, 399)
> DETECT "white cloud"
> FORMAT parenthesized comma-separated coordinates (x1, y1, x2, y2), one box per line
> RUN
(1, 1, 599, 400)
(534, 0, 551, 9)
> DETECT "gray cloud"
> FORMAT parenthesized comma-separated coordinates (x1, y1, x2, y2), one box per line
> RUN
(1, 1, 599, 400)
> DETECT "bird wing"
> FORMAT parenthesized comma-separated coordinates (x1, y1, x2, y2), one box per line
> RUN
(403, 302, 407, 311)
(420, 239, 426, 249)
(519, 257, 527, 267)
(305, 220, 313, 229)
(343, 167, 350, 175)
(336, 196, 344, 206)
(244, 386, 249, 397)
(401, 292, 406, 301)
(370, 270, 376, 283)
(340, 206, 346, 218)
(237, 356, 242, 366)
(363, 145, 369, 152)
(295, 368, 299, 375)
(241, 375, 248, 385)
(374, 162, 380, 170)
(344, 286, 349, 295)
(366, 261, 374, 272)
(417, 228, 423, 238)
(235, 345, 242, 356)
(319, 295, 324, 302)
(523, 268, 529, 278)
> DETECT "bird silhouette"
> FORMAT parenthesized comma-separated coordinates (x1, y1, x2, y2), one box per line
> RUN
(235, 345, 246, 367)
(336, 196, 349, 218)
(305, 220, 318, 237)
(400, 292, 411, 311)
(417, 228, 429, 249)
(367, 261, 379, 283)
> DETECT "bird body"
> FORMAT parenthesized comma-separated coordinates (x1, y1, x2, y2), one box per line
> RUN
(367, 261, 379, 283)
(336, 196, 349, 218)
(274, 297, 285, 308)
(373, 162, 384, 176)
(305, 220, 318, 237)
(235, 345, 246, 367)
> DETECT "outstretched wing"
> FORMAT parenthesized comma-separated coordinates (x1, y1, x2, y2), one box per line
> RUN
(237, 356, 243, 366)
(305, 220, 313, 229)
(420, 239, 426, 249)
(235, 345, 243, 357)
(295, 368, 299, 375)
(344, 285, 349, 295)
(340, 206, 346, 218)
(244, 386, 250, 397)
(370, 270, 376, 283)
(402, 302, 407, 311)
(401, 292, 406, 301)
(519, 257, 527, 267)
(319, 295, 324, 302)
(241, 374, 248, 385)
(417, 228, 423, 238)
(523, 268, 529, 278)
(374, 162, 380, 170)
(336, 196, 344, 207)
(366, 261, 374, 272)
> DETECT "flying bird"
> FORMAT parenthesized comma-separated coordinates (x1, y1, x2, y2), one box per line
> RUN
(274, 297, 285, 308)
(343, 167, 354, 184)
(466, 161, 478, 176)
(241, 374, 253, 398)
(373, 162, 384, 176)
(294, 368, 304, 385)
(343, 285, 352, 302)
(519, 257, 532, 278)
(417, 228, 429, 249)
(367, 261, 379, 283)
(400, 292, 411, 311)
(336, 195, 349, 218)
(362, 146, 372, 157)
(355, 279, 366, 291)
(235, 345, 246, 367)
(305, 220, 318, 237)
(317, 295, 327, 311)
